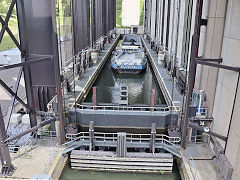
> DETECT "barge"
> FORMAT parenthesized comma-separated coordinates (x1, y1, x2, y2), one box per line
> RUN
(111, 34, 147, 74)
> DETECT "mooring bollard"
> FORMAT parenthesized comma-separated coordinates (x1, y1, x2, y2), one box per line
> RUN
(117, 132, 127, 157)
(150, 89, 155, 112)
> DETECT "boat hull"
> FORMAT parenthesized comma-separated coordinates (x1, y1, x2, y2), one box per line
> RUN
(111, 61, 147, 74)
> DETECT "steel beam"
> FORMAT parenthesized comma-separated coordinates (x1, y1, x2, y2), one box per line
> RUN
(0, 23, 6, 44)
(196, 60, 240, 72)
(4, 117, 56, 144)
(0, 78, 30, 111)
(181, 34, 197, 148)
(5, 67, 23, 130)
(52, 32, 65, 144)
(0, 105, 15, 175)
(5, 26, 23, 53)
(150, 123, 156, 153)
(0, 57, 52, 70)
(195, 58, 222, 63)
(0, 0, 17, 44)
(189, 117, 214, 122)
(188, 122, 227, 141)
(0, 16, 23, 54)
(89, 121, 95, 151)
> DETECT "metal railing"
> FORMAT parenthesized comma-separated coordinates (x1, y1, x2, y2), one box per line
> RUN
(63, 131, 182, 157)
(43, 143, 60, 174)
(38, 130, 57, 140)
(64, 131, 181, 147)
(183, 153, 200, 180)
(187, 134, 210, 144)
(74, 104, 181, 114)
(65, 131, 181, 142)
(9, 132, 37, 159)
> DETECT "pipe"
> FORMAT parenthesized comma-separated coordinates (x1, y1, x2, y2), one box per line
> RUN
(188, 122, 227, 141)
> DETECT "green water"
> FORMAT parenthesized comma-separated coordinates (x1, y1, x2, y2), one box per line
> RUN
(60, 167, 181, 180)
(60, 161, 181, 180)
(84, 58, 166, 105)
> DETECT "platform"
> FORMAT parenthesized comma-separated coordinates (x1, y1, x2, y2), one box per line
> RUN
(180, 144, 221, 180)
(0, 138, 67, 180)
(141, 37, 184, 109)
(71, 150, 173, 173)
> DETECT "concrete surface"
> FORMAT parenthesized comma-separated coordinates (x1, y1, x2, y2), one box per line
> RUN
(0, 138, 66, 179)
(214, 1, 240, 179)
(142, 37, 184, 109)
(181, 144, 221, 180)
(122, 0, 140, 26)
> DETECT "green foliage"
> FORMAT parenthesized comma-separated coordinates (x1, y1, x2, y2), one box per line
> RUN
(0, 0, 18, 52)
(139, 0, 144, 25)
(116, 0, 122, 27)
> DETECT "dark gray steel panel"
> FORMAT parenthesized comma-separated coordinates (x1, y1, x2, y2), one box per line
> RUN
(16, 0, 57, 111)
(18, 0, 54, 55)
(102, 0, 107, 35)
(95, 0, 103, 39)
(106, 0, 115, 32)
(69, 109, 178, 129)
(73, 0, 90, 54)
(91, 0, 96, 43)
(113, 0, 116, 29)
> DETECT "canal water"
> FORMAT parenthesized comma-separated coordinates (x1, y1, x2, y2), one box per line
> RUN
(60, 160, 181, 180)
(84, 56, 166, 105)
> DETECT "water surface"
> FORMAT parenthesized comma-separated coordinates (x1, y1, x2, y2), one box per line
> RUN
(85, 58, 166, 105)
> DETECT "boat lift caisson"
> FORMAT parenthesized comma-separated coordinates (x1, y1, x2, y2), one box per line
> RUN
(111, 34, 147, 74)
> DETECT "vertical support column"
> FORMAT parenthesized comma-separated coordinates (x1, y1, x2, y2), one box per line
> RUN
(23, 62, 37, 127)
(91, 0, 96, 46)
(150, 123, 156, 153)
(52, 32, 65, 144)
(150, 89, 155, 111)
(93, 87, 97, 110)
(89, 121, 95, 151)
(181, 34, 197, 148)
(117, 132, 127, 157)
(0, 105, 15, 175)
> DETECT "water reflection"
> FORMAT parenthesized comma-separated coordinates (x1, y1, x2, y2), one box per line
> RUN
(85, 58, 166, 105)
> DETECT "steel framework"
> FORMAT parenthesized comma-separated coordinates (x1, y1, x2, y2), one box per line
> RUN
(0, 0, 117, 175)
(0, 0, 63, 175)
(181, 34, 240, 148)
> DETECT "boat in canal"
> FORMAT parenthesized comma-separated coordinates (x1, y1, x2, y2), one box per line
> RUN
(111, 34, 147, 74)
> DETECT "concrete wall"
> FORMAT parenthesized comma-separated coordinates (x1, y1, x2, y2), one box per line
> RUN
(144, 0, 197, 68)
(145, 0, 240, 178)
(210, 0, 240, 179)
(199, 0, 227, 118)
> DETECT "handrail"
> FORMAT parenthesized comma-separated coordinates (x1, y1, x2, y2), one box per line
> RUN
(64, 131, 181, 148)
(186, 134, 210, 144)
(74, 103, 181, 113)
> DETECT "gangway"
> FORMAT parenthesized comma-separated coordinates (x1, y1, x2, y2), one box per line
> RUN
(62, 131, 181, 157)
